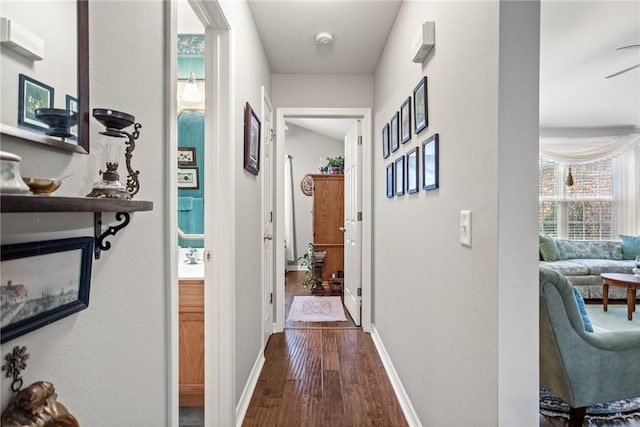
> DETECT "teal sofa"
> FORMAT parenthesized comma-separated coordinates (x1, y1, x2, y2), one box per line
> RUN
(539, 236, 637, 300)
(539, 267, 640, 426)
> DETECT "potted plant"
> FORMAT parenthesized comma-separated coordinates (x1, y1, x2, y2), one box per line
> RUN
(297, 242, 325, 291)
(326, 156, 345, 174)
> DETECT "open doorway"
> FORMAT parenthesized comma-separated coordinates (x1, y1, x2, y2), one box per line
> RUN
(274, 108, 372, 333)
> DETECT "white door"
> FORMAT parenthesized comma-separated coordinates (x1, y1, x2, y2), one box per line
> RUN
(261, 88, 275, 349)
(343, 120, 362, 325)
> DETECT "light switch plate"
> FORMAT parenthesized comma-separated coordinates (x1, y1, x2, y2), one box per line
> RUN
(460, 210, 472, 247)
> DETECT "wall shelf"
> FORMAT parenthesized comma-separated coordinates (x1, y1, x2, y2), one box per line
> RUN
(1, 194, 154, 259)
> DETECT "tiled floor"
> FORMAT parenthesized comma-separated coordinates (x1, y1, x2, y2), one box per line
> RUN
(179, 407, 203, 427)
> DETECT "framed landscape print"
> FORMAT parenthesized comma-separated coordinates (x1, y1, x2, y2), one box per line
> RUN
(407, 147, 419, 194)
(178, 147, 197, 165)
(390, 111, 400, 153)
(386, 163, 394, 198)
(244, 102, 261, 175)
(0, 237, 93, 344)
(422, 133, 439, 190)
(400, 97, 412, 144)
(18, 74, 54, 132)
(382, 123, 390, 159)
(413, 76, 428, 134)
(178, 167, 200, 189)
(395, 156, 405, 196)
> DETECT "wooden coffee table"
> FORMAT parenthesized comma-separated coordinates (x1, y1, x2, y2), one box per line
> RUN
(600, 273, 640, 320)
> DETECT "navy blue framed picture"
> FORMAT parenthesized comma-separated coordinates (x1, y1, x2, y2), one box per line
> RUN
(422, 133, 439, 190)
(390, 111, 400, 152)
(413, 76, 428, 134)
(395, 156, 405, 196)
(382, 123, 390, 159)
(400, 96, 412, 144)
(386, 163, 394, 198)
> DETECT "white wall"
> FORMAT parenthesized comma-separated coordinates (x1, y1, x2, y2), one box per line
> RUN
(372, 1, 539, 425)
(0, 1, 167, 424)
(272, 74, 373, 109)
(284, 123, 344, 262)
(223, 0, 273, 406)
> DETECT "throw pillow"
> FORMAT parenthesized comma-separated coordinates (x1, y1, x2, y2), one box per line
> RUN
(620, 235, 640, 260)
(572, 287, 594, 333)
(539, 235, 559, 262)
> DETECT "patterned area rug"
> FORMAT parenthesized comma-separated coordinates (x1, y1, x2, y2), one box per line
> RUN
(540, 388, 640, 421)
(287, 296, 347, 322)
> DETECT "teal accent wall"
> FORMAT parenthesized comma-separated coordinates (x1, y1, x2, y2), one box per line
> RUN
(177, 34, 204, 80)
(178, 110, 205, 248)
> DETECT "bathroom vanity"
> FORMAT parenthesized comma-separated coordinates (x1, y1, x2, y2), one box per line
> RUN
(179, 278, 204, 407)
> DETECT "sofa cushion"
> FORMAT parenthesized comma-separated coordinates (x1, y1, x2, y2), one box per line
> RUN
(572, 287, 594, 333)
(607, 241, 624, 260)
(569, 259, 635, 275)
(620, 235, 640, 260)
(539, 260, 589, 276)
(539, 235, 560, 261)
(556, 239, 612, 260)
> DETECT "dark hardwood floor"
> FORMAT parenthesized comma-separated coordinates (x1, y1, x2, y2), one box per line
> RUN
(285, 271, 357, 329)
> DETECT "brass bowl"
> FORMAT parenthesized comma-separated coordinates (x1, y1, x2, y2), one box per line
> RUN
(22, 177, 61, 195)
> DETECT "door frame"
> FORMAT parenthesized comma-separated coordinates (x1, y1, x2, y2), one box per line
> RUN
(166, 0, 235, 425)
(274, 107, 372, 333)
(261, 86, 275, 349)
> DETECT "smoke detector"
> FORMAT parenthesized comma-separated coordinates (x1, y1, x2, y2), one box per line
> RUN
(315, 32, 334, 46)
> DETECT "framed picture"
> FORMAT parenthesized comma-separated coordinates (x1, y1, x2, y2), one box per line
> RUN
(244, 102, 261, 175)
(382, 123, 390, 159)
(413, 76, 428, 134)
(400, 97, 412, 144)
(390, 111, 400, 152)
(18, 74, 54, 132)
(422, 133, 439, 190)
(407, 146, 419, 194)
(395, 156, 405, 196)
(386, 163, 394, 198)
(178, 167, 199, 189)
(0, 237, 93, 344)
(178, 147, 197, 165)
(65, 95, 78, 140)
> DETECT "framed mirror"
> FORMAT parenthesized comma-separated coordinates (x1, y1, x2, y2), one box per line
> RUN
(0, 0, 89, 154)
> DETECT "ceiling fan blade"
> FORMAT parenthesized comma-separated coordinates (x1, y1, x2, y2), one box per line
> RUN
(616, 44, 640, 50)
(605, 63, 640, 79)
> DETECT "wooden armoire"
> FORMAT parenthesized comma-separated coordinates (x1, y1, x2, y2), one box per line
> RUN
(311, 174, 344, 281)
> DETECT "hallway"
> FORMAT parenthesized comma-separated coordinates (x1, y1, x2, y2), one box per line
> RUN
(242, 327, 408, 426)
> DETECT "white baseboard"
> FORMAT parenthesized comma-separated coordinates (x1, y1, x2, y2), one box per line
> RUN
(235, 351, 265, 426)
(370, 324, 422, 427)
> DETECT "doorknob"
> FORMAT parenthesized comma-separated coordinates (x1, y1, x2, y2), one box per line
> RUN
(338, 227, 346, 232)
(264, 234, 273, 241)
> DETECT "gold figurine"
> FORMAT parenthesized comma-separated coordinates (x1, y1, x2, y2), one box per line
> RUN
(1, 381, 79, 427)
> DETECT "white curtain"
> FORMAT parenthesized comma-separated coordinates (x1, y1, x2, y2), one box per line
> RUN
(540, 134, 640, 235)
(284, 155, 297, 264)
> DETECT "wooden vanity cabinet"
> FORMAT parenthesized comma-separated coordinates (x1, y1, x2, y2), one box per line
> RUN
(311, 174, 344, 281)
(179, 279, 204, 407)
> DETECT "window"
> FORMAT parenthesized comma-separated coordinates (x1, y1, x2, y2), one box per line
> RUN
(538, 158, 615, 240)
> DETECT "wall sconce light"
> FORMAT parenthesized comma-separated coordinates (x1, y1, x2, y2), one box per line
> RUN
(86, 109, 141, 199)
(181, 71, 202, 104)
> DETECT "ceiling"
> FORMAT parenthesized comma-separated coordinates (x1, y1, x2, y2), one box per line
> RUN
(247, 0, 639, 134)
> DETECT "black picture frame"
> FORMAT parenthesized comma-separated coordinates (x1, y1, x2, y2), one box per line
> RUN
(1, 237, 93, 344)
(178, 167, 200, 189)
(422, 133, 439, 191)
(65, 95, 78, 140)
(395, 156, 405, 196)
(386, 162, 394, 198)
(390, 111, 400, 153)
(18, 74, 54, 132)
(407, 146, 419, 194)
(413, 76, 428, 134)
(244, 102, 261, 175)
(400, 96, 412, 144)
(382, 123, 390, 159)
(178, 147, 197, 165)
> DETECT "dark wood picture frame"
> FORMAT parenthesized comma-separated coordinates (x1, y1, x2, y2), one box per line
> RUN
(395, 156, 405, 196)
(244, 102, 261, 175)
(400, 96, 412, 144)
(386, 162, 394, 198)
(0, 237, 93, 344)
(18, 74, 54, 132)
(422, 133, 439, 190)
(390, 111, 400, 152)
(407, 146, 419, 194)
(382, 123, 390, 159)
(413, 76, 428, 134)
(178, 167, 200, 189)
(178, 147, 197, 165)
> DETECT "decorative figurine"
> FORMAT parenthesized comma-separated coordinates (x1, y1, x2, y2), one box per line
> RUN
(1, 381, 79, 427)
